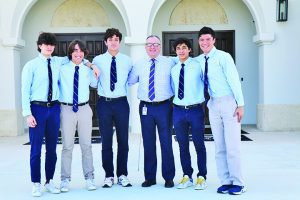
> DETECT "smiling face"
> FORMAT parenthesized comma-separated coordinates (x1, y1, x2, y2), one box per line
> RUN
(145, 36, 161, 59)
(176, 43, 191, 62)
(198, 34, 215, 55)
(39, 44, 55, 58)
(71, 44, 85, 65)
(105, 35, 121, 55)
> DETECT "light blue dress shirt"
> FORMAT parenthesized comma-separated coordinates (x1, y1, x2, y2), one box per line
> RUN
(59, 61, 97, 104)
(92, 51, 132, 98)
(171, 57, 205, 106)
(128, 55, 175, 102)
(21, 54, 69, 116)
(194, 47, 244, 106)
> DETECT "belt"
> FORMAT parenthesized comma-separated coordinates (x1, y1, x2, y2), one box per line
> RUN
(141, 98, 172, 105)
(99, 96, 127, 101)
(173, 103, 202, 109)
(31, 100, 59, 107)
(60, 101, 89, 106)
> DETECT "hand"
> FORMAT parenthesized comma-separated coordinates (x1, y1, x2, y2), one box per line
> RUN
(234, 106, 244, 123)
(92, 65, 100, 79)
(26, 115, 37, 128)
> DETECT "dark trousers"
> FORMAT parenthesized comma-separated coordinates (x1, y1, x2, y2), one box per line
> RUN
(97, 98, 129, 177)
(139, 101, 175, 181)
(173, 105, 207, 179)
(29, 103, 60, 183)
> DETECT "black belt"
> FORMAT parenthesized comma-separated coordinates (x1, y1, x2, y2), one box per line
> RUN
(141, 98, 172, 105)
(99, 96, 127, 101)
(31, 100, 59, 107)
(173, 103, 202, 109)
(61, 101, 89, 106)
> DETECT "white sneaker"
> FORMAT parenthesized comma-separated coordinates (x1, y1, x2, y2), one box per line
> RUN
(176, 175, 193, 189)
(86, 179, 97, 191)
(118, 175, 132, 187)
(60, 179, 70, 192)
(32, 182, 42, 197)
(194, 176, 207, 190)
(45, 180, 60, 194)
(103, 177, 114, 188)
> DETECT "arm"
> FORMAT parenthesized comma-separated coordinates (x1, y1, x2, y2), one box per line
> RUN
(223, 53, 244, 107)
(84, 60, 100, 78)
(128, 65, 139, 86)
(21, 64, 37, 127)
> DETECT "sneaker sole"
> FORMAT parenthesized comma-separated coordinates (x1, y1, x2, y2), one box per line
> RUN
(102, 184, 112, 188)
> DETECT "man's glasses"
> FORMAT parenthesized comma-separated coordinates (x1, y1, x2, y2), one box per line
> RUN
(146, 43, 160, 47)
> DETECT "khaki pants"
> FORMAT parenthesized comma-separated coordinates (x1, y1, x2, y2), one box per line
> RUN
(60, 104, 94, 181)
(208, 95, 244, 186)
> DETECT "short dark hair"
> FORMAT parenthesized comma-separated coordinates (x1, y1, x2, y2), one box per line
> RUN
(198, 26, 216, 39)
(67, 39, 89, 60)
(104, 28, 122, 41)
(173, 37, 192, 50)
(146, 35, 161, 41)
(36, 32, 57, 52)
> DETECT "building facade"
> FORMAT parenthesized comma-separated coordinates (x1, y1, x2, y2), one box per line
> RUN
(0, 0, 299, 136)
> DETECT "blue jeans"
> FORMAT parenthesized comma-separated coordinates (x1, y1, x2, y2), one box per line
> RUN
(29, 103, 60, 183)
(97, 97, 129, 177)
(173, 105, 207, 178)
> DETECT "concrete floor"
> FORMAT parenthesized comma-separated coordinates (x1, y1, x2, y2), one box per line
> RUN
(0, 127, 299, 200)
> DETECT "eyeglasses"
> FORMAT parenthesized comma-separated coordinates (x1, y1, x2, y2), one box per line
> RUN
(145, 43, 160, 47)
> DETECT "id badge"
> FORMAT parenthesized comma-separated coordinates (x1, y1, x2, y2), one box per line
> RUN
(142, 105, 147, 115)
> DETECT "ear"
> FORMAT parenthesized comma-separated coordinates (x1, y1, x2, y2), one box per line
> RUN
(104, 41, 108, 46)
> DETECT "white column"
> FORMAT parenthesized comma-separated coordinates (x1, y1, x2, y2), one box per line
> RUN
(125, 37, 147, 134)
(0, 38, 25, 136)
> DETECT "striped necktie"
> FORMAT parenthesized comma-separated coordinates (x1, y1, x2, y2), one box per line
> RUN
(148, 58, 155, 101)
(204, 56, 210, 102)
(178, 63, 185, 100)
(110, 56, 117, 91)
(73, 66, 79, 112)
(47, 58, 52, 102)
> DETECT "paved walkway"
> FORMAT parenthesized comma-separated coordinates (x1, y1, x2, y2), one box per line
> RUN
(0, 127, 299, 200)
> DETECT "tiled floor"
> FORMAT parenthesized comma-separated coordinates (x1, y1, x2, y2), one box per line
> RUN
(1, 127, 299, 200)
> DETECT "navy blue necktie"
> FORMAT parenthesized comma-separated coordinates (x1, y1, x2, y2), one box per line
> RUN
(73, 66, 79, 112)
(148, 58, 155, 101)
(110, 56, 117, 91)
(178, 63, 185, 100)
(204, 56, 210, 102)
(47, 58, 52, 102)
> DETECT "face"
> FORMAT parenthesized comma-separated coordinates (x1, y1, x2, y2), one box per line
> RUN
(71, 44, 85, 65)
(39, 44, 55, 58)
(198, 34, 215, 55)
(176, 43, 191, 62)
(105, 35, 121, 54)
(145, 37, 161, 58)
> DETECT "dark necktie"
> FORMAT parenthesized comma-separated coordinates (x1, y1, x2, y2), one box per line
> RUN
(110, 56, 117, 91)
(47, 58, 52, 102)
(148, 58, 155, 101)
(204, 56, 210, 102)
(178, 63, 185, 100)
(73, 66, 79, 112)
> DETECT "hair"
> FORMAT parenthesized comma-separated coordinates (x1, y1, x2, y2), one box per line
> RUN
(198, 26, 216, 39)
(173, 37, 192, 50)
(104, 28, 122, 41)
(67, 39, 89, 60)
(146, 35, 161, 42)
(36, 32, 57, 52)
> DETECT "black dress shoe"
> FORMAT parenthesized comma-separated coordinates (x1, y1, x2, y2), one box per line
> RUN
(141, 180, 156, 187)
(164, 180, 174, 188)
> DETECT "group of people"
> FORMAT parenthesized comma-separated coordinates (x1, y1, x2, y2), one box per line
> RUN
(21, 26, 246, 197)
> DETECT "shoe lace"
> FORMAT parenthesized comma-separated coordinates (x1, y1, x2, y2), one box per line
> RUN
(196, 177, 205, 185)
(179, 177, 189, 184)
